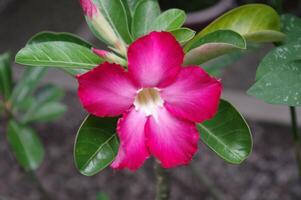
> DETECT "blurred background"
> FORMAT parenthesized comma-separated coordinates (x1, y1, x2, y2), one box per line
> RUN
(1, 0, 301, 199)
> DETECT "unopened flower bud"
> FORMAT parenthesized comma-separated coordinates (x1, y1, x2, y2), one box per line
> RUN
(92, 48, 127, 66)
(79, 0, 127, 56)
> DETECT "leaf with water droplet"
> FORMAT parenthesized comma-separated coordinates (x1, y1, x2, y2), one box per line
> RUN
(281, 14, 301, 43)
(255, 43, 301, 80)
(248, 60, 301, 106)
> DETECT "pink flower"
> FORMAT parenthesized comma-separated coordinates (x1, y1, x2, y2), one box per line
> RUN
(77, 32, 222, 170)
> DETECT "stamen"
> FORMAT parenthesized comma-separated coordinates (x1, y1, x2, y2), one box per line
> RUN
(134, 88, 164, 116)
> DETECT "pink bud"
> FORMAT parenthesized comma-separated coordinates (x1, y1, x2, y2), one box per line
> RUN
(92, 48, 108, 58)
(80, 0, 97, 18)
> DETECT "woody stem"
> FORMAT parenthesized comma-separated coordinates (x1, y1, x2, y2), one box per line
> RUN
(155, 161, 171, 200)
(289, 107, 301, 182)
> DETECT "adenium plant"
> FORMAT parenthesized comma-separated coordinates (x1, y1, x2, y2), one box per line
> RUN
(14, 0, 286, 198)
(77, 32, 222, 170)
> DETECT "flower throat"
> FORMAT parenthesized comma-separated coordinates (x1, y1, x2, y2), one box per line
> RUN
(133, 88, 164, 116)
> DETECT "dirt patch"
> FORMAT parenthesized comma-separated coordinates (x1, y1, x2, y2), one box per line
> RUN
(0, 92, 300, 200)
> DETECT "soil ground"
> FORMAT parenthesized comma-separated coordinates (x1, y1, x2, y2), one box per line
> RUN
(0, 92, 301, 200)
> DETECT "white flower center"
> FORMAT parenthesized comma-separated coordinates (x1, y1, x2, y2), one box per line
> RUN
(134, 88, 164, 116)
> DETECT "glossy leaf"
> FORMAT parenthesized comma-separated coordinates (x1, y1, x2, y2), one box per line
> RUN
(132, 0, 160, 39)
(151, 9, 186, 31)
(248, 60, 301, 106)
(89, 0, 132, 45)
(170, 28, 195, 45)
(74, 115, 119, 176)
(244, 30, 285, 43)
(10, 67, 46, 107)
(281, 14, 301, 43)
(198, 100, 252, 164)
(201, 4, 282, 39)
(7, 120, 44, 171)
(184, 30, 246, 65)
(255, 42, 301, 80)
(186, 4, 284, 50)
(0, 52, 12, 100)
(15, 32, 102, 70)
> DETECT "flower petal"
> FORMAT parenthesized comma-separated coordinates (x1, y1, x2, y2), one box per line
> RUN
(77, 62, 137, 117)
(128, 32, 184, 88)
(145, 107, 199, 168)
(160, 66, 222, 123)
(111, 108, 149, 170)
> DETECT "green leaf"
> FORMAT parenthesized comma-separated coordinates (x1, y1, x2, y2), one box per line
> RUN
(121, 0, 143, 16)
(247, 16, 301, 106)
(184, 30, 246, 65)
(197, 100, 252, 164)
(120, 0, 133, 27)
(74, 115, 119, 176)
(0, 101, 4, 115)
(244, 30, 285, 43)
(23, 102, 66, 123)
(0, 52, 13, 100)
(10, 67, 46, 107)
(150, 9, 186, 31)
(255, 42, 301, 80)
(281, 14, 301, 43)
(15, 32, 102, 70)
(186, 4, 283, 50)
(17, 96, 36, 112)
(120, 0, 154, 28)
(90, 0, 133, 44)
(170, 28, 195, 45)
(247, 30, 301, 106)
(22, 85, 65, 123)
(7, 120, 44, 171)
(96, 192, 110, 200)
(132, 0, 160, 39)
(248, 60, 301, 106)
(202, 43, 260, 76)
(36, 85, 64, 103)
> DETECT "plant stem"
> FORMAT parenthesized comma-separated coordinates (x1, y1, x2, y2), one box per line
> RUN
(290, 107, 299, 142)
(28, 171, 52, 200)
(290, 107, 301, 182)
(289, 107, 301, 182)
(155, 161, 170, 200)
(3, 101, 13, 120)
(190, 164, 223, 200)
